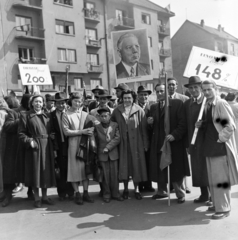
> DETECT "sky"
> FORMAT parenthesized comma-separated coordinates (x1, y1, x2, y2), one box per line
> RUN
(150, 0, 238, 39)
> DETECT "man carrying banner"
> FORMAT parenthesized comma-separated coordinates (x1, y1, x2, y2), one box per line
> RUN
(148, 83, 190, 203)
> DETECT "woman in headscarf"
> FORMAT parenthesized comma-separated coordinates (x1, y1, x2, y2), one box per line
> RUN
(18, 95, 56, 208)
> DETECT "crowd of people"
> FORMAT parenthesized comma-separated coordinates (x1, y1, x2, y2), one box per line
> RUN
(0, 76, 238, 220)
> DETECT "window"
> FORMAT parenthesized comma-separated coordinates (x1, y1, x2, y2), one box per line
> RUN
(54, 0, 73, 6)
(74, 78, 82, 90)
(231, 43, 235, 55)
(15, 15, 31, 31)
(85, 28, 97, 44)
(57, 48, 76, 62)
(151, 59, 153, 70)
(157, 17, 162, 24)
(159, 61, 164, 71)
(141, 13, 150, 25)
(90, 79, 101, 90)
(148, 37, 152, 47)
(55, 20, 74, 35)
(18, 47, 33, 61)
(85, 2, 95, 9)
(87, 54, 99, 65)
(215, 41, 223, 53)
(146, 83, 154, 93)
(116, 9, 124, 21)
(158, 40, 163, 49)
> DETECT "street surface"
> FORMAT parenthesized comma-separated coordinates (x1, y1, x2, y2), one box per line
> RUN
(0, 177, 237, 240)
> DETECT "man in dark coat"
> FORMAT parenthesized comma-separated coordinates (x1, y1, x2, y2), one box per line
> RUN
(184, 76, 210, 203)
(137, 85, 154, 193)
(148, 83, 190, 203)
(51, 92, 74, 201)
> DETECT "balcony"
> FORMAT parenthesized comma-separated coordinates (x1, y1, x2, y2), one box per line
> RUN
(159, 48, 171, 58)
(114, 17, 135, 30)
(84, 8, 100, 23)
(12, 0, 42, 10)
(18, 57, 47, 64)
(86, 38, 101, 49)
(158, 25, 170, 38)
(15, 26, 45, 41)
(87, 63, 103, 73)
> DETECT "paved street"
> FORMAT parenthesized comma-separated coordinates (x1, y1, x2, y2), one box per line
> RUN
(0, 178, 237, 240)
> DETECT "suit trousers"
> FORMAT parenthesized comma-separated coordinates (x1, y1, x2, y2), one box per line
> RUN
(101, 159, 120, 199)
(206, 156, 231, 212)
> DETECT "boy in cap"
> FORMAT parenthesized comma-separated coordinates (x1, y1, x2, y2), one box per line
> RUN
(94, 107, 123, 203)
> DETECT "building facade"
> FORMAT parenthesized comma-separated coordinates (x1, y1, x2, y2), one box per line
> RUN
(171, 19, 238, 93)
(0, 0, 174, 97)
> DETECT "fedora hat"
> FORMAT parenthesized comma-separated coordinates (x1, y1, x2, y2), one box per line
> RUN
(54, 92, 68, 102)
(114, 83, 129, 91)
(45, 94, 55, 102)
(97, 89, 112, 99)
(184, 76, 202, 88)
(92, 85, 104, 94)
(97, 106, 111, 115)
(137, 85, 152, 95)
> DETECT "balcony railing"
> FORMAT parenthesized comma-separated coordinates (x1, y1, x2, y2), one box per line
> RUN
(15, 26, 45, 40)
(158, 25, 170, 36)
(87, 63, 103, 73)
(86, 38, 101, 48)
(84, 8, 100, 22)
(12, 0, 42, 9)
(54, 0, 73, 6)
(18, 57, 47, 64)
(114, 17, 135, 29)
(159, 48, 171, 57)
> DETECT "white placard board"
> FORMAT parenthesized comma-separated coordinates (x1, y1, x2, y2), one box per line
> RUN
(183, 46, 238, 90)
(19, 64, 53, 86)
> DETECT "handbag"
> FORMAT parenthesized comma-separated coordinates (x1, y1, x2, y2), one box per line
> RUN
(93, 160, 103, 183)
(54, 161, 61, 180)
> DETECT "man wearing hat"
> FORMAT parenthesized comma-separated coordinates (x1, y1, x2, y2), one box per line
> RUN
(114, 83, 130, 106)
(45, 94, 56, 113)
(184, 76, 210, 204)
(137, 85, 155, 192)
(51, 92, 74, 201)
(90, 89, 114, 121)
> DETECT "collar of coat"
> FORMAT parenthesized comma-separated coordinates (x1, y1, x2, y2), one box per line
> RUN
(29, 109, 48, 118)
(117, 103, 141, 116)
(189, 93, 204, 106)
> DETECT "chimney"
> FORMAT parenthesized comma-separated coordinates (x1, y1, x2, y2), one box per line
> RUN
(218, 24, 222, 31)
(200, 19, 205, 27)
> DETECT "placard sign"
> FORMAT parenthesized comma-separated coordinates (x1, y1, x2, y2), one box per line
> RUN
(183, 46, 238, 90)
(19, 64, 53, 86)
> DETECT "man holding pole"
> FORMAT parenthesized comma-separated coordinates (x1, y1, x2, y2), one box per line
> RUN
(148, 83, 190, 203)
(197, 80, 238, 219)
(184, 76, 210, 203)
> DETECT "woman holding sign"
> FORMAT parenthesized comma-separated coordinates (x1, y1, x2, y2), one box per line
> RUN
(18, 95, 56, 208)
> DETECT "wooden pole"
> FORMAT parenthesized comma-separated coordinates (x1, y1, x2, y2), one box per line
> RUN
(168, 165, 170, 206)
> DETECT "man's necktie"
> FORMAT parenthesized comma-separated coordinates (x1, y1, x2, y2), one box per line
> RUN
(160, 101, 164, 109)
(194, 98, 197, 103)
(130, 67, 135, 77)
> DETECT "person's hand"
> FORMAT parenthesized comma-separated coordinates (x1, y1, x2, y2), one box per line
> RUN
(82, 127, 94, 136)
(50, 133, 55, 140)
(195, 120, 203, 128)
(30, 140, 36, 148)
(103, 148, 109, 153)
(147, 117, 154, 125)
(186, 148, 190, 155)
(144, 148, 148, 152)
(217, 139, 222, 143)
(165, 134, 175, 142)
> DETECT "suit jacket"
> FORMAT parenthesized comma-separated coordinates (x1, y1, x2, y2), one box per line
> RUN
(95, 121, 120, 162)
(173, 92, 189, 103)
(116, 61, 151, 79)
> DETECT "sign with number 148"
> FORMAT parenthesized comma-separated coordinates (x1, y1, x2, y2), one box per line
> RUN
(183, 46, 238, 90)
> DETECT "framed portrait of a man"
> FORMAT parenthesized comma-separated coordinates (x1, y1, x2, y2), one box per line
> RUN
(111, 29, 152, 84)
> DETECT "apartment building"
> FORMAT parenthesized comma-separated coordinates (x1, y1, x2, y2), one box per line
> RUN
(0, 0, 174, 96)
(171, 19, 238, 93)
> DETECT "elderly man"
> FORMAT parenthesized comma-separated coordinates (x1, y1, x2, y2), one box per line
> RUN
(184, 76, 210, 203)
(116, 33, 150, 79)
(88, 85, 104, 112)
(44, 94, 56, 113)
(197, 80, 238, 220)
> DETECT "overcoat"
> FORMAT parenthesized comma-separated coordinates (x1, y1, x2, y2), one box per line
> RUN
(111, 103, 149, 182)
(184, 95, 209, 187)
(18, 109, 56, 188)
(228, 101, 238, 153)
(149, 99, 190, 183)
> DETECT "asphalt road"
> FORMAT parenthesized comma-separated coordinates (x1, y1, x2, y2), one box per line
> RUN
(0, 177, 237, 240)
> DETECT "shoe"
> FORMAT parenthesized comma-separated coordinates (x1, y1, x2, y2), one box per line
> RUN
(42, 198, 55, 205)
(59, 197, 65, 201)
(186, 188, 191, 194)
(178, 197, 185, 204)
(83, 192, 94, 203)
(75, 192, 83, 205)
(212, 212, 230, 220)
(135, 192, 142, 200)
(27, 192, 35, 201)
(0, 195, 6, 203)
(103, 198, 110, 203)
(144, 187, 155, 193)
(122, 190, 129, 200)
(34, 200, 42, 208)
(112, 196, 124, 201)
(2, 195, 12, 207)
(194, 196, 209, 203)
(152, 193, 168, 199)
(207, 206, 215, 212)
(13, 185, 24, 193)
(206, 200, 213, 206)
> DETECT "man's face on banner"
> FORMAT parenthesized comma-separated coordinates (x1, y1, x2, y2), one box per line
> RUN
(119, 36, 141, 66)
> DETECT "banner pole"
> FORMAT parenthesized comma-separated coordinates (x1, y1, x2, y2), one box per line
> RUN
(168, 165, 170, 206)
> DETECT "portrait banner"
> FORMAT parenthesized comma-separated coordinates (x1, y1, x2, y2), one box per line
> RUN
(111, 29, 152, 84)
